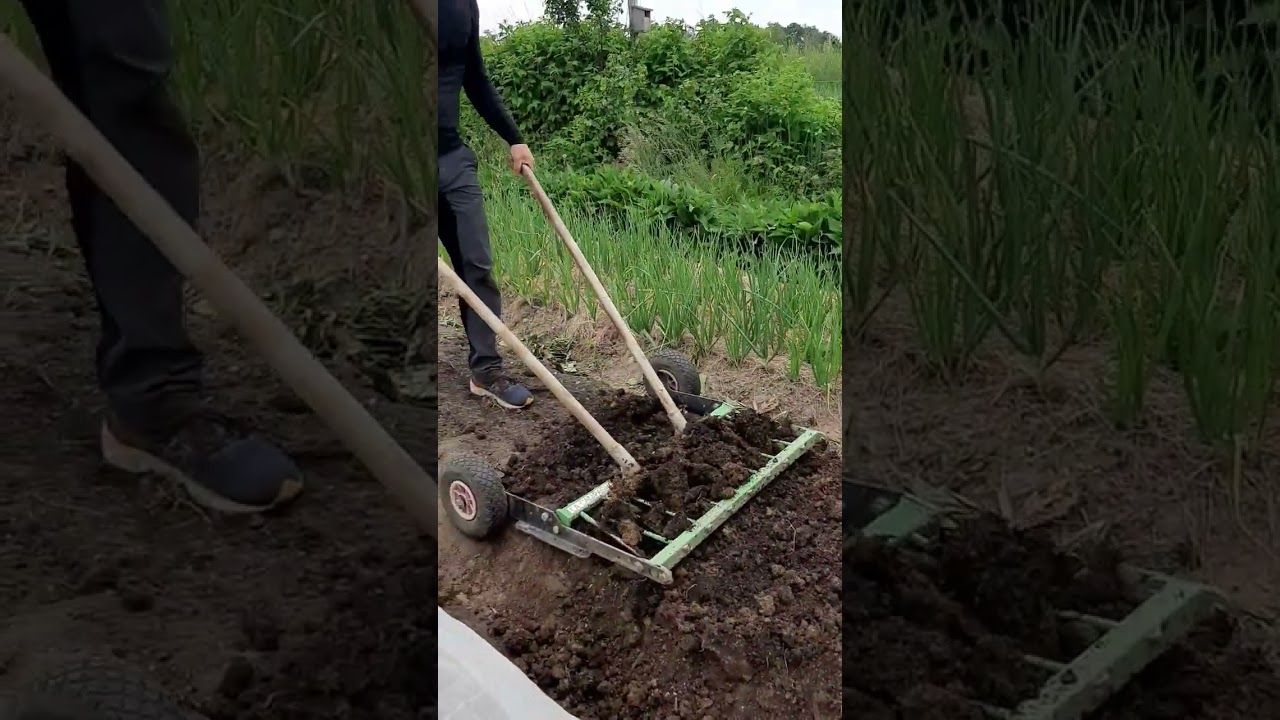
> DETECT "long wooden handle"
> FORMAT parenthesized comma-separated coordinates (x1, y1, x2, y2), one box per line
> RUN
(0, 32, 439, 537)
(439, 257, 641, 474)
(520, 168, 688, 434)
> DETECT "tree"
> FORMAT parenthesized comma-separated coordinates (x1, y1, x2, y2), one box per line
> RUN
(544, 0, 581, 25)
(764, 21, 840, 47)
(544, 0, 622, 28)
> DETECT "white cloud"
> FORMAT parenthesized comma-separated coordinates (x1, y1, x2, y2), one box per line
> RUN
(475, 0, 841, 38)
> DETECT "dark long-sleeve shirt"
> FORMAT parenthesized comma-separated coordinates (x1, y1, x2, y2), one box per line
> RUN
(439, 0, 522, 156)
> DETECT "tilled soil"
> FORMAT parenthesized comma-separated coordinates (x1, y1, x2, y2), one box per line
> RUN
(0, 246, 442, 720)
(842, 512, 1280, 719)
(203, 544, 437, 719)
(507, 392, 796, 547)
(1, 98, 439, 718)
(493, 450, 842, 719)
(436, 342, 843, 718)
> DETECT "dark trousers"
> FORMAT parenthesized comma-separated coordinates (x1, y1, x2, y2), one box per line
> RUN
(438, 145, 503, 381)
(21, 0, 203, 433)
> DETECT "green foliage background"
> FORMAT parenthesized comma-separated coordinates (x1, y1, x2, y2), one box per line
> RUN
(460, 9, 843, 259)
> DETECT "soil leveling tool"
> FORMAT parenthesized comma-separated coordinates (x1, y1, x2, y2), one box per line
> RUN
(438, 168, 824, 584)
(845, 481, 1228, 720)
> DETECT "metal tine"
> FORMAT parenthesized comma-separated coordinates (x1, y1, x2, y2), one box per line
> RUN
(1023, 654, 1066, 672)
(976, 701, 1013, 719)
(1057, 610, 1121, 629)
(643, 530, 672, 544)
(612, 498, 685, 543)
(631, 497, 679, 517)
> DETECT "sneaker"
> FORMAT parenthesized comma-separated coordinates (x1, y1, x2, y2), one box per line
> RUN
(469, 375, 533, 409)
(101, 408, 304, 513)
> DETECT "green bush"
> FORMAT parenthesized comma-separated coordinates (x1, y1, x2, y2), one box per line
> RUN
(472, 11, 840, 196)
(480, 22, 627, 144)
(537, 165, 842, 258)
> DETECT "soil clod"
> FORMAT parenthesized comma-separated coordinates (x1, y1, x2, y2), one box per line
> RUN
(510, 394, 786, 550)
(842, 513, 1280, 719)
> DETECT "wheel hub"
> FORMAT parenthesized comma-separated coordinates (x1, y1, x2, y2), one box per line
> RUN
(656, 368, 679, 392)
(449, 480, 478, 521)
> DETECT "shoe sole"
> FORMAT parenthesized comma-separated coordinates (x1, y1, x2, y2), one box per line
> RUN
(469, 381, 533, 410)
(101, 423, 303, 514)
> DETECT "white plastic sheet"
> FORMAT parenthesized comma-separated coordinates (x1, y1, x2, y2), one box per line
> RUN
(438, 607, 579, 720)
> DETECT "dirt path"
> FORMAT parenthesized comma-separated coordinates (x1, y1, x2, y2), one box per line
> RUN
(435, 316, 843, 719)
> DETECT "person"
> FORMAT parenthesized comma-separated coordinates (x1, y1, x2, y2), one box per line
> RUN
(18, 0, 303, 512)
(439, 0, 536, 410)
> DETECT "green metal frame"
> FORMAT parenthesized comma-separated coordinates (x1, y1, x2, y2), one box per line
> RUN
(851, 488, 1227, 720)
(550, 402, 824, 580)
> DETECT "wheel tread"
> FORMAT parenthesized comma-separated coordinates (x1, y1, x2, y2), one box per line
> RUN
(646, 348, 702, 399)
(15, 657, 200, 720)
(440, 454, 508, 539)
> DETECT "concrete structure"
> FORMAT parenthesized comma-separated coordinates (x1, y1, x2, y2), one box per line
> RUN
(627, 0, 652, 34)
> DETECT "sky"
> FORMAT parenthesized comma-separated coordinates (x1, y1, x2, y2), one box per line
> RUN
(475, 0, 841, 39)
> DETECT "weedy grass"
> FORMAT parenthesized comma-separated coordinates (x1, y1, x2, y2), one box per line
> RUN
(168, 0, 434, 204)
(3, 1, 431, 203)
(449, 148, 842, 388)
(788, 42, 842, 98)
(849, 0, 1280, 453)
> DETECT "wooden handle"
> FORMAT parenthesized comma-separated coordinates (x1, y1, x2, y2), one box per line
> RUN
(0, 32, 440, 537)
(439, 257, 642, 474)
(520, 168, 688, 434)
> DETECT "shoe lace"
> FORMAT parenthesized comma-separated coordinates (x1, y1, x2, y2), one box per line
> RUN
(166, 405, 251, 453)
(484, 375, 515, 393)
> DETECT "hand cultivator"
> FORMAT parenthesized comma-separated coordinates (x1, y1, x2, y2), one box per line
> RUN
(844, 481, 1227, 720)
(438, 168, 824, 584)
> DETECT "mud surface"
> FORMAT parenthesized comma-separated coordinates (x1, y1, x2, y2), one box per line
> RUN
(842, 513, 1280, 719)
(1, 99, 438, 717)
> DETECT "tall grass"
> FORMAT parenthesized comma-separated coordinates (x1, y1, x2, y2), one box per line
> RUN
(788, 43, 842, 98)
(2, 1, 432, 207)
(848, 1, 1280, 453)
(789, 43, 841, 82)
(169, 0, 433, 205)
(444, 150, 842, 388)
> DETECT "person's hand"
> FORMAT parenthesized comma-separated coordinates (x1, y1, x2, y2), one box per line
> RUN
(509, 143, 534, 176)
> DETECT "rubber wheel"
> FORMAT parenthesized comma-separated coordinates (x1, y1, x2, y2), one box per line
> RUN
(440, 454, 509, 539)
(0, 694, 107, 720)
(1, 657, 203, 720)
(645, 348, 702, 399)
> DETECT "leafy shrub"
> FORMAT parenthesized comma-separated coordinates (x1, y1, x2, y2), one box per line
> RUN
(480, 22, 627, 143)
(537, 165, 842, 258)
(471, 11, 840, 196)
